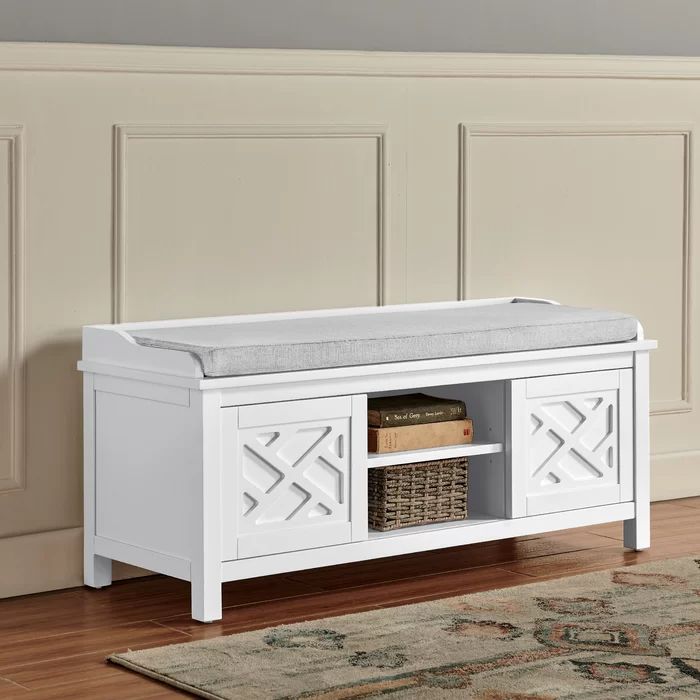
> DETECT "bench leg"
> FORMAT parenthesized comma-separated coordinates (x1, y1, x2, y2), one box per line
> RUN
(190, 390, 223, 623)
(191, 567, 222, 623)
(84, 374, 112, 588)
(624, 351, 651, 552)
(85, 553, 112, 588)
(623, 503, 650, 551)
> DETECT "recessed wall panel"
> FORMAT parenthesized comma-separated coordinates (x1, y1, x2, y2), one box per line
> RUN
(118, 128, 384, 322)
(0, 132, 23, 494)
(0, 139, 12, 488)
(464, 129, 688, 414)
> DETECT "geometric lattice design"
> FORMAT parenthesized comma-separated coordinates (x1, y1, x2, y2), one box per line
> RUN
(527, 389, 618, 496)
(238, 417, 350, 535)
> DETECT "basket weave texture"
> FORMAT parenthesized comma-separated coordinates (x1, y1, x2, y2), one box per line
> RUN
(367, 457, 468, 532)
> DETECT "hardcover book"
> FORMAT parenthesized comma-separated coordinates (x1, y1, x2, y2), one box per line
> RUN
(368, 418, 473, 453)
(367, 393, 467, 428)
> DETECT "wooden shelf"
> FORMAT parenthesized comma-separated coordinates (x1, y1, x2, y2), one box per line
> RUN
(368, 513, 500, 539)
(366, 441, 503, 469)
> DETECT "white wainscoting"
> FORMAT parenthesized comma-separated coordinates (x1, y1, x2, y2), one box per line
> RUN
(0, 42, 698, 596)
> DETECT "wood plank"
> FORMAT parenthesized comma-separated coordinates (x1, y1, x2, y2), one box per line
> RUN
(501, 532, 700, 578)
(1, 653, 128, 691)
(2, 645, 192, 694)
(587, 500, 700, 539)
(0, 672, 184, 700)
(0, 575, 319, 646)
(0, 622, 189, 671)
(0, 686, 29, 699)
(636, 511, 700, 538)
(0, 679, 29, 699)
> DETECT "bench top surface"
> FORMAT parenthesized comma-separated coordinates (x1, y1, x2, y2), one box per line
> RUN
(127, 300, 639, 377)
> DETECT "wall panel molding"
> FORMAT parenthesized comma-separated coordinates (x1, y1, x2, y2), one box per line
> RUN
(6, 43, 700, 79)
(0, 126, 25, 493)
(112, 124, 388, 322)
(459, 123, 693, 416)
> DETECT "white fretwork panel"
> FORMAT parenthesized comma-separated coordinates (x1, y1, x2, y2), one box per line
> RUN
(528, 390, 618, 492)
(225, 396, 359, 559)
(510, 370, 633, 517)
(239, 418, 350, 534)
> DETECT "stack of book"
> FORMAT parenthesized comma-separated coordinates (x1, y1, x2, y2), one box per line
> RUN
(367, 393, 473, 453)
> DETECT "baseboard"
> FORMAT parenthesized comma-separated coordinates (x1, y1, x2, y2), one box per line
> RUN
(651, 451, 700, 501)
(0, 527, 153, 599)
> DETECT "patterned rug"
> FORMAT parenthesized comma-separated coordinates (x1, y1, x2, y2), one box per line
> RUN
(109, 556, 700, 699)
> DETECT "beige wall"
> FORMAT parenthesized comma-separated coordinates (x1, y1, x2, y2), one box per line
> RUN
(1, 43, 698, 597)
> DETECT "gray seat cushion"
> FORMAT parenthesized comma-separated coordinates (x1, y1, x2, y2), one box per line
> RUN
(129, 301, 638, 377)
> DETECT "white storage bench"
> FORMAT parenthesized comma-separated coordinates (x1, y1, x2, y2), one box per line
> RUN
(79, 297, 655, 622)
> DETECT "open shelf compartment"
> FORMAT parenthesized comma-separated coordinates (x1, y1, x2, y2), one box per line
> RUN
(366, 381, 508, 534)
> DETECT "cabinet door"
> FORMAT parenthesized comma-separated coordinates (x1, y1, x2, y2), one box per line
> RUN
(222, 395, 367, 559)
(507, 370, 633, 517)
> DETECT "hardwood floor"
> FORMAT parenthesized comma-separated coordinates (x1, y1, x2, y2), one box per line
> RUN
(1, 498, 699, 699)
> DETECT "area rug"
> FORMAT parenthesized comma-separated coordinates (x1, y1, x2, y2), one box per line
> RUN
(109, 557, 700, 699)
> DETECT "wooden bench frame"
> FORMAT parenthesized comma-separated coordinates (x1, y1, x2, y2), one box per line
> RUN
(79, 296, 655, 622)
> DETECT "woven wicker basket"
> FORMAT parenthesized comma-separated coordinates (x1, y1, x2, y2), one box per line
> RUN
(367, 457, 468, 532)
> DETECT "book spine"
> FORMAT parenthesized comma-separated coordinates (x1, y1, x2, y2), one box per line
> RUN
(371, 403, 466, 428)
(368, 418, 473, 453)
